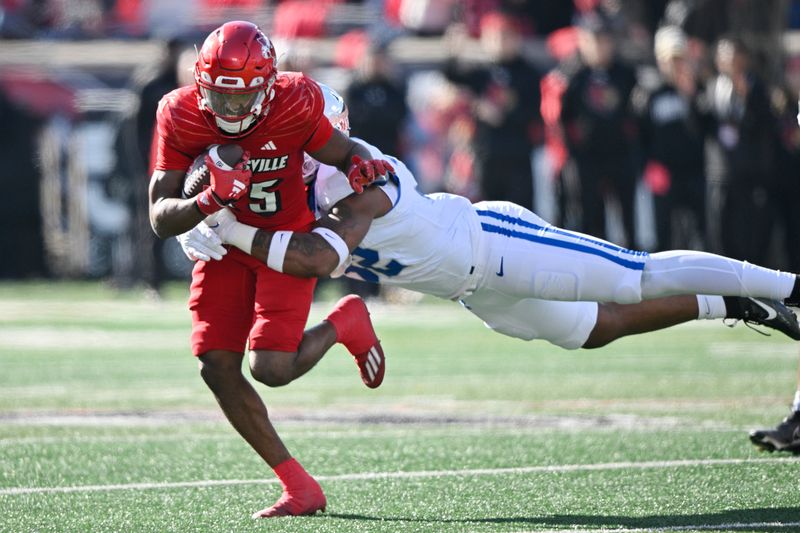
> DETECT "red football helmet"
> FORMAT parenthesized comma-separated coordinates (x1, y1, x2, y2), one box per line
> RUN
(195, 21, 277, 137)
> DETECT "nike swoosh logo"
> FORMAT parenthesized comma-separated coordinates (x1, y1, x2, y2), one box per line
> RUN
(496, 257, 504, 277)
(751, 298, 778, 321)
(207, 223, 220, 229)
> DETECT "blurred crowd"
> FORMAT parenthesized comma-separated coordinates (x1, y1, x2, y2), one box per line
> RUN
(2, 0, 800, 293)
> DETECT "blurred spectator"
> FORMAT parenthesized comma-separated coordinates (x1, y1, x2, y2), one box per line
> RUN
(559, 10, 638, 245)
(113, 38, 192, 292)
(634, 26, 710, 250)
(706, 37, 779, 264)
(395, 0, 458, 35)
(458, 0, 574, 37)
(345, 40, 409, 158)
(0, 88, 45, 278)
(444, 11, 542, 210)
(272, 0, 336, 39)
(768, 57, 800, 271)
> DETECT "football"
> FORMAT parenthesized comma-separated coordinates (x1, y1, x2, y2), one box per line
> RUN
(182, 144, 246, 198)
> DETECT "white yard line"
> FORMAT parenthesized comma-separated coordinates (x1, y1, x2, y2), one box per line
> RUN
(527, 524, 800, 533)
(0, 426, 742, 447)
(1, 457, 795, 496)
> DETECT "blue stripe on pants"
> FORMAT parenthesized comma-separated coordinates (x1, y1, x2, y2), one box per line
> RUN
(480, 222, 647, 271)
(475, 209, 648, 259)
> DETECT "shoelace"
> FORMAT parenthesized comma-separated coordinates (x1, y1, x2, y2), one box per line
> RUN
(723, 318, 771, 337)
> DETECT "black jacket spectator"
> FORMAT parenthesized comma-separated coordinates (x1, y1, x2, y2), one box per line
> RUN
(444, 12, 542, 210)
(559, 45, 639, 245)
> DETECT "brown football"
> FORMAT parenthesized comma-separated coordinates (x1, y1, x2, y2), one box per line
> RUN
(182, 144, 245, 198)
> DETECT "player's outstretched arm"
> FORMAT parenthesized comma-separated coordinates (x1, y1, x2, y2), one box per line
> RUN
(148, 169, 206, 238)
(309, 130, 394, 193)
(212, 186, 390, 278)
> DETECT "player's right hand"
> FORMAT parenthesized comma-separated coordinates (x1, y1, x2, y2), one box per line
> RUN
(176, 222, 227, 262)
(196, 151, 252, 214)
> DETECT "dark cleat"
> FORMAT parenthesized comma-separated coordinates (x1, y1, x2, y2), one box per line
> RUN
(749, 410, 800, 454)
(724, 297, 800, 340)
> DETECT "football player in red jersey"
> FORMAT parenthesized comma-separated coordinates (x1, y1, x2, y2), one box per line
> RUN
(147, 21, 393, 518)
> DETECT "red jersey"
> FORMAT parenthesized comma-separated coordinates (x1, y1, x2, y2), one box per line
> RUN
(154, 72, 333, 231)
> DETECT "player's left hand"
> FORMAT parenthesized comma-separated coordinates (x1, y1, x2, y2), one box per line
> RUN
(176, 222, 227, 262)
(346, 155, 395, 194)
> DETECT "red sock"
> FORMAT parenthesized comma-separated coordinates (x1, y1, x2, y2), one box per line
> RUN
(272, 458, 314, 492)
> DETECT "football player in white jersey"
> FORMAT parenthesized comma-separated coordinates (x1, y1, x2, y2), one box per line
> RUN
(181, 85, 800, 355)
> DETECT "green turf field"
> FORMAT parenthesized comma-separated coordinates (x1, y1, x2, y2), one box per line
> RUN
(1, 281, 799, 532)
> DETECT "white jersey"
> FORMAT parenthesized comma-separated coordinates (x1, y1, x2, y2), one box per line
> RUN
(314, 140, 482, 299)
(314, 139, 649, 350)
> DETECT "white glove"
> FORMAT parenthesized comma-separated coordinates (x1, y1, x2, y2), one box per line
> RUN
(176, 221, 227, 262)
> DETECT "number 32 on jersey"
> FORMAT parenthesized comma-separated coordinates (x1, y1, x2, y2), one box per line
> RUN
(346, 247, 407, 283)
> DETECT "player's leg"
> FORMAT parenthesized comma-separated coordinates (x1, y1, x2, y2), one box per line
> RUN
(749, 353, 800, 454)
(198, 349, 292, 465)
(473, 201, 800, 306)
(640, 250, 797, 303)
(462, 289, 800, 350)
(584, 296, 697, 348)
(190, 256, 324, 518)
(248, 263, 384, 389)
(589, 295, 800, 346)
(248, 331, 337, 388)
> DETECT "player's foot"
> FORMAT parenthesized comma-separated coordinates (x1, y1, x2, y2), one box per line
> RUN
(325, 295, 385, 388)
(723, 297, 800, 340)
(749, 410, 800, 454)
(252, 482, 327, 518)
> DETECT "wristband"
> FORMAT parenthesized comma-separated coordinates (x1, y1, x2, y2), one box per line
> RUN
(196, 188, 222, 215)
(222, 221, 258, 255)
(311, 227, 350, 271)
(267, 231, 293, 272)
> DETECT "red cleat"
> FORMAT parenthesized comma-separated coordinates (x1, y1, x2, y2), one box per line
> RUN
(325, 295, 385, 388)
(252, 483, 327, 518)
(353, 341, 385, 389)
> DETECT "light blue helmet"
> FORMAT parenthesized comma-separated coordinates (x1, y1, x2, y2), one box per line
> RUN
(303, 82, 349, 180)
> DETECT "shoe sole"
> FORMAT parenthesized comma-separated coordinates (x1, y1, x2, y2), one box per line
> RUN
(253, 504, 326, 518)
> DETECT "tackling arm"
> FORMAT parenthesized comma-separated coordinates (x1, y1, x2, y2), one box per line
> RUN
(309, 130, 395, 193)
(310, 129, 372, 173)
(215, 186, 391, 278)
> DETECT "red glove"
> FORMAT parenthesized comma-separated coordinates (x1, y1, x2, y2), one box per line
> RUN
(196, 151, 252, 215)
(346, 155, 395, 194)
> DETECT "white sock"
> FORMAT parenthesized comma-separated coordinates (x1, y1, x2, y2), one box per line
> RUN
(696, 295, 727, 320)
(792, 390, 800, 413)
(642, 251, 796, 300)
